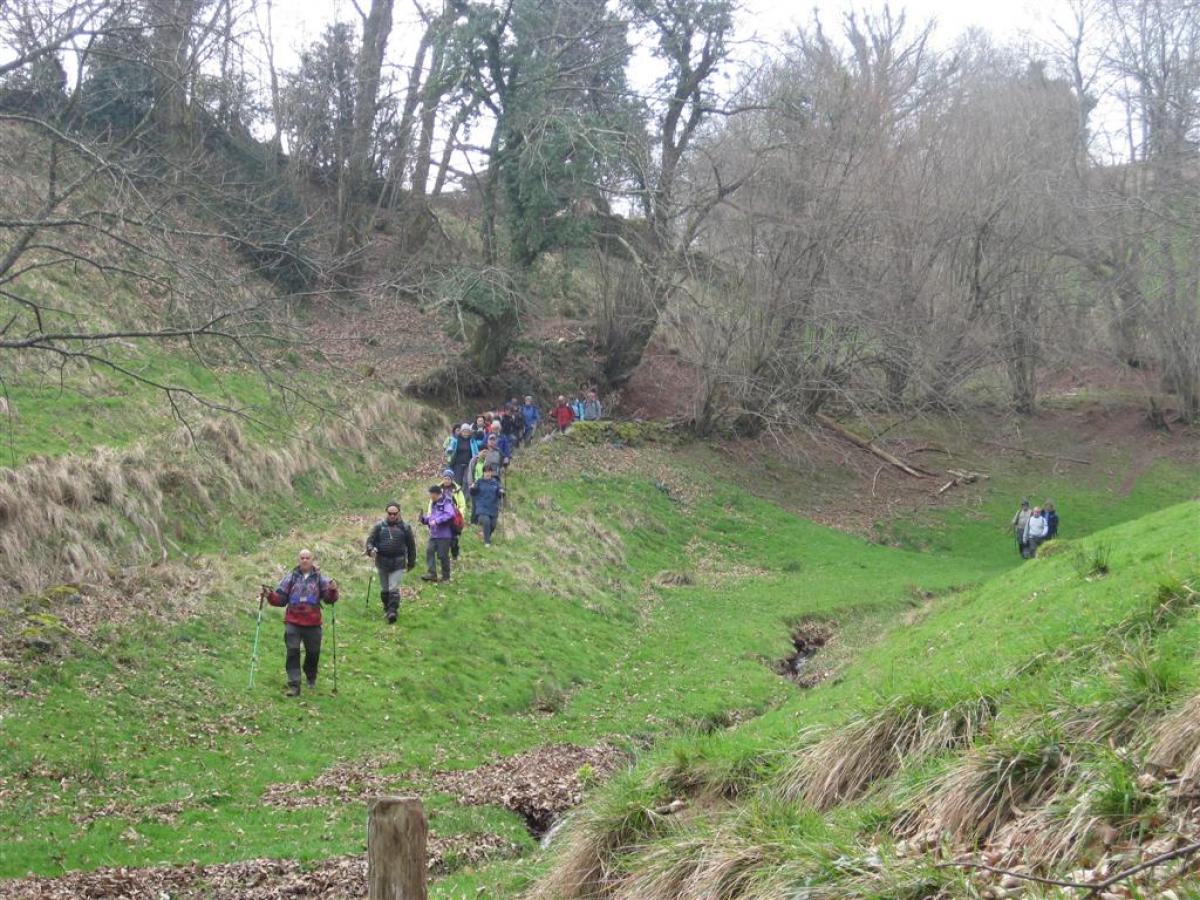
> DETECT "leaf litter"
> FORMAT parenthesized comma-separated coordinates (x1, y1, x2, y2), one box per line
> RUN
(0, 832, 521, 899)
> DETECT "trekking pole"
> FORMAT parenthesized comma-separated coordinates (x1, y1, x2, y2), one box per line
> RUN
(248, 586, 266, 690)
(363, 570, 374, 613)
(331, 598, 338, 695)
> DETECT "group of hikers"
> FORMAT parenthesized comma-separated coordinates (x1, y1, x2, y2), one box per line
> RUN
(258, 392, 603, 696)
(1011, 498, 1059, 559)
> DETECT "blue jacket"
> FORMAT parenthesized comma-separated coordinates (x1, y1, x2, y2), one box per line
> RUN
(469, 478, 504, 518)
(570, 399, 585, 420)
(495, 433, 513, 460)
(522, 403, 540, 428)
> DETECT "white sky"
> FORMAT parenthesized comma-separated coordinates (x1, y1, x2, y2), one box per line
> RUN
(271, 0, 1050, 74)
(262, 0, 1067, 175)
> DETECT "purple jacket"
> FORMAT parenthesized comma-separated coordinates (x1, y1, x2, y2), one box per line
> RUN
(421, 496, 457, 539)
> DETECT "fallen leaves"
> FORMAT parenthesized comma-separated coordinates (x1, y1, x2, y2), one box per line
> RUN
(0, 832, 522, 898)
(432, 742, 626, 835)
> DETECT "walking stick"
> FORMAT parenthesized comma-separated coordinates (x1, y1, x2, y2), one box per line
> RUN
(248, 587, 266, 690)
(330, 598, 338, 695)
(363, 570, 374, 612)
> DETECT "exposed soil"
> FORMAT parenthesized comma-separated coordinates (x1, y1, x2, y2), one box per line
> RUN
(432, 742, 627, 836)
(618, 343, 703, 422)
(0, 833, 521, 899)
(774, 623, 834, 688)
(306, 291, 456, 386)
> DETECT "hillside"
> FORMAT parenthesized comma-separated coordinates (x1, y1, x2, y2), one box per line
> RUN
(1, 9, 1199, 893)
(0, 383, 1196, 896)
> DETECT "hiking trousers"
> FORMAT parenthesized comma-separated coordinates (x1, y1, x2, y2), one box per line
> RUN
(375, 562, 404, 593)
(478, 514, 497, 545)
(376, 563, 404, 614)
(284, 623, 322, 687)
(426, 537, 452, 579)
(452, 461, 470, 489)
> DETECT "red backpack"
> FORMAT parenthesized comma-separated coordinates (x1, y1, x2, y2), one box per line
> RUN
(451, 505, 465, 535)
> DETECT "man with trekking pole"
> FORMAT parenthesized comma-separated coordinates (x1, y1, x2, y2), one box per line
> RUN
(264, 548, 339, 697)
(365, 502, 417, 623)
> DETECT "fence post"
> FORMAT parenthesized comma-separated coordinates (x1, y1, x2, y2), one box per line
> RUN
(367, 795, 427, 900)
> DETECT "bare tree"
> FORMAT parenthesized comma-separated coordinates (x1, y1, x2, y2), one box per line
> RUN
(0, 0, 320, 427)
(334, 0, 394, 267)
(597, 0, 738, 386)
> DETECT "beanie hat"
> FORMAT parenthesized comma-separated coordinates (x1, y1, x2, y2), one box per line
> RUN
(442, 469, 455, 479)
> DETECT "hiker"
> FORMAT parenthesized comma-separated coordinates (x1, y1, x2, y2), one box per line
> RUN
(501, 402, 521, 444)
(445, 423, 479, 489)
(521, 395, 540, 446)
(365, 503, 417, 623)
(419, 485, 457, 582)
(1045, 501, 1059, 540)
(570, 393, 586, 421)
(266, 548, 338, 696)
(472, 415, 488, 447)
(434, 469, 467, 560)
(489, 421, 514, 467)
(1024, 506, 1049, 558)
(470, 464, 505, 546)
(582, 389, 603, 422)
(468, 432, 503, 496)
(1011, 499, 1032, 558)
(551, 395, 575, 432)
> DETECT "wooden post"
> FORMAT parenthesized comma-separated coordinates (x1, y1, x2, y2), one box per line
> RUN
(368, 795, 427, 900)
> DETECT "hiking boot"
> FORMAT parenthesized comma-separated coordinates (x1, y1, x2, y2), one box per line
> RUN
(307, 679, 317, 690)
(420, 572, 439, 582)
(285, 683, 300, 697)
(386, 611, 397, 624)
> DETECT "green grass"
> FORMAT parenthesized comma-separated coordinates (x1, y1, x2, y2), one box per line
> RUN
(0, 422, 1195, 892)
(1, 342, 352, 467)
(530, 499, 1200, 898)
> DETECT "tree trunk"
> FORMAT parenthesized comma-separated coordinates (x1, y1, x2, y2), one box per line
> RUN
(148, 0, 196, 149)
(469, 304, 520, 376)
(335, 0, 395, 265)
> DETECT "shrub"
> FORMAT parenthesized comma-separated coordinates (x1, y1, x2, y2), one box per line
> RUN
(566, 420, 676, 447)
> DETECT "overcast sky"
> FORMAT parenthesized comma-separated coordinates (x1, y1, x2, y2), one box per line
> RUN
(260, 0, 1093, 172)
(271, 0, 1050, 69)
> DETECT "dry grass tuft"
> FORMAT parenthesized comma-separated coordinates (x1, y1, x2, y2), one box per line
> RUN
(1149, 691, 1200, 785)
(900, 730, 1069, 846)
(777, 696, 997, 811)
(0, 394, 438, 601)
(610, 808, 809, 900)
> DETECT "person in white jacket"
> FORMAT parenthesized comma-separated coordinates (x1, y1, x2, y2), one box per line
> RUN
(1023, 506, 1049, 558)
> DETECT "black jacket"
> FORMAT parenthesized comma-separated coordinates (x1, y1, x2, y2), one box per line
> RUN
(366, 520, 417, 570)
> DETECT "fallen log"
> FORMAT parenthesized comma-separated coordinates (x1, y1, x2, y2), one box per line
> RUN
(814, 414, 931, 478)
(937, 470, 989, 495)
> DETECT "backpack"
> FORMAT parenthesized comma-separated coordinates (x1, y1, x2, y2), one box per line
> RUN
(451, 505, 465, 535)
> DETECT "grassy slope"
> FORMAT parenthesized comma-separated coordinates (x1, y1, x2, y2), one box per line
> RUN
(0, 417, 1194, 896)
(528, 499, 1200, 899)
